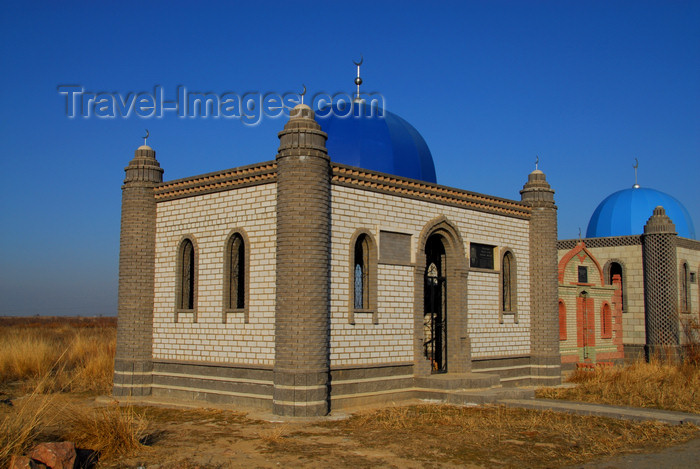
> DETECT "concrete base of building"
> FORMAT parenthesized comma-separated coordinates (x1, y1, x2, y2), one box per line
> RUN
(113, 358, 153, 397)
(645, 344, 682, 363)
(623, 344, 646, 362)
(113, 357, 547, 413)
(472, 355, 561, 386)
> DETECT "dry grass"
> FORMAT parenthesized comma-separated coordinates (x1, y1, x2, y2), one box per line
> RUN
(0, 316, 116, 395)
(63, 401, 148, 459)
(537, 359, 700, 414)
(330, 404, 698, 467)
(258, 424, 291, 444)
(0, 382, 60, 467)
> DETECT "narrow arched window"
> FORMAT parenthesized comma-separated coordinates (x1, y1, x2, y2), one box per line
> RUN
(354, 235, 369, 309)
(228, 234, 245, 310)
(179, 238, 195, 310)
(502, 251, 516, 312)
(601, 302, 612, 339)
(681, 262, 690, 312)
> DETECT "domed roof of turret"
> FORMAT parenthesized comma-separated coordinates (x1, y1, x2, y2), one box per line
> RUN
(586, 186, 695, 239)
(315, 101, 437, 183)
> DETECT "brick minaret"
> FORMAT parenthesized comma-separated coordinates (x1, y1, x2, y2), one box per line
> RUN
(520, 169, 561, 384)
(642, 206, 679, 358)
(273, 104, 331, 416)
(113, 143, 163, 397)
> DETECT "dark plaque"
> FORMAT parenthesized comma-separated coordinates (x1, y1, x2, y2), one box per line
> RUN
(470, 243, 494, 269)
(578, 266, 588, 283)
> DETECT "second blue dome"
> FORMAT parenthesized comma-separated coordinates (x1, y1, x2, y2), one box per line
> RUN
(586, 187, 696, 239)
(316, 101, 437, 183)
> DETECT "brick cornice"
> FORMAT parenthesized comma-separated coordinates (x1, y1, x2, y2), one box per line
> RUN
(154, 161, 277, 201)
(558, 235, 642, 250)
(153, 159, 534, 220)
(676, 237, 700, 250)
(331, 163, 531, 219)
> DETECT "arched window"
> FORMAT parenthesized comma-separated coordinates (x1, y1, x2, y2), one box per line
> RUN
(601, 302, 612, 339)
(559, 300, 567, 341)
(225, 233, 246, 311)
(609, 262, 624, 313)
(349, 231, 377, 324)
(177, 238, 196, 311)
(681, 262, 690, 313)
(354, 235, 369, 310)
(502, 251, 516, 312)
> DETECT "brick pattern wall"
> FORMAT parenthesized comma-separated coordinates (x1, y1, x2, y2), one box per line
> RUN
(114, 146, 163, 396)
(560, 243, 646, 345)
(520, 170, 560, 383)
(642, 207, 679, 349)
(330, 184, 532, 365)
(273, 105, 331, 416)
(152, 184, 277, 364)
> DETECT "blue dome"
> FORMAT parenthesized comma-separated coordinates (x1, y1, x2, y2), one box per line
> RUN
(586, 187, 696, 239)
(316, 101, 437, 183)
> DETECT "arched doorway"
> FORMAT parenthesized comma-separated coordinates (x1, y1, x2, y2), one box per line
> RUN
(424, 234, 447, 373)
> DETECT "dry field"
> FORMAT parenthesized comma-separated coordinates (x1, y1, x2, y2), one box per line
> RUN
(536, 358, 700, 414)
(1, 316, 699, 468)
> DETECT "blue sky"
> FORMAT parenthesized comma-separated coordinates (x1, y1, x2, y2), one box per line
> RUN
(1, 1, 698, 315)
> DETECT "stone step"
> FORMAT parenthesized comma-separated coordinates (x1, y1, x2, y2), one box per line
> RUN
(416, 386, 534, 406)
(414, 372, 501, 390)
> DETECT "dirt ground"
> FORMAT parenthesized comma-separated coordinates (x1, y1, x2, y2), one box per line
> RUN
(8, 394, 693, 469)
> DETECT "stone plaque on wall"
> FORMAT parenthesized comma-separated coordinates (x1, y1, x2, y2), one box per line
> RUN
(380, 231, 412, 265)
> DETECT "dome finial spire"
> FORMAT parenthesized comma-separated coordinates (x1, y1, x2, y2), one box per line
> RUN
(633, 158, 640, 188)
(353, 55, 363, 101)
(300, 84, 306, 105)
(535, 155, 539, 170)
(142, 129, 149, 147)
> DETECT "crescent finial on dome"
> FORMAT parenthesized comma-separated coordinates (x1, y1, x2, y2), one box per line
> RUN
(353, 55, 363, 101)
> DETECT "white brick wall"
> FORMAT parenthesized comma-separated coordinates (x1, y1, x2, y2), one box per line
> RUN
(151, 181, 533, 368)
(330, 185, 531, 365)
(153, 184, 276, 365)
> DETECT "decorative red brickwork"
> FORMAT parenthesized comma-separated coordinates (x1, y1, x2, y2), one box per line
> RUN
(612, 274, 624, 354)
(557, 242, 604, 285)
(576, 295, 595, 348)
(559, 300, 567, 341)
